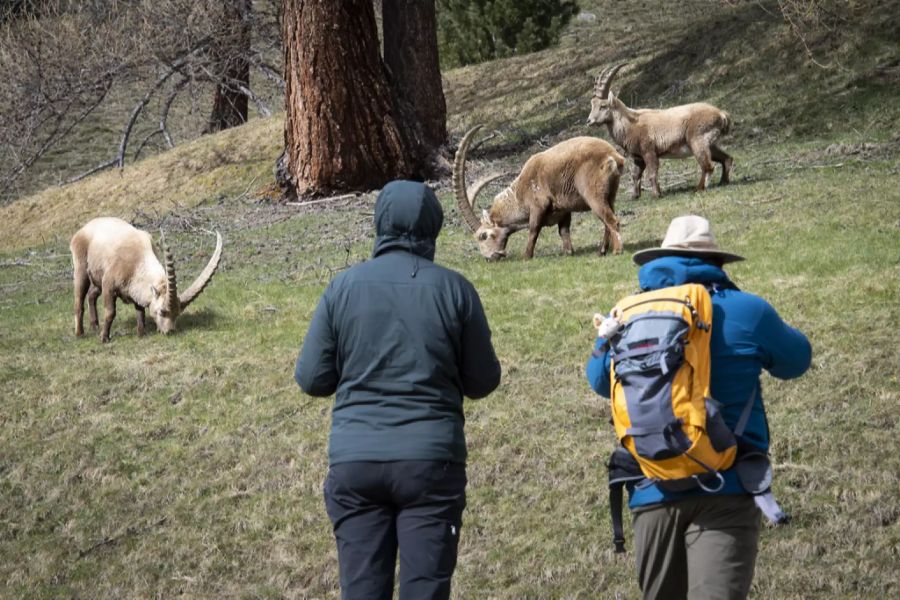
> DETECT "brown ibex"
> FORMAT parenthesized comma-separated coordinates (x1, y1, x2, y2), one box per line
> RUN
(70, 217, 223, 342)
(454, 125, 625, 260)
(587, 64, 733, 198)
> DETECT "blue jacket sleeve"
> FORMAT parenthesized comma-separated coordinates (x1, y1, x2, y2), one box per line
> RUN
(295, 288, 339, 397)
(755, 301, 812, 380)
(586, 338, 613, 398)
(459, 286, 501, 400)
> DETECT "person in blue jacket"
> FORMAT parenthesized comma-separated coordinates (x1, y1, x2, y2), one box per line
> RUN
(587, 215, 811, 600)
(296, 180, 502, 600)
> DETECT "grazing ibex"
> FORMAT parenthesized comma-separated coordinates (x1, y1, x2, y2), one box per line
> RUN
(454, 125, 625, 260)
(587, 64, 733, 198)
(70, 217, 223, 342)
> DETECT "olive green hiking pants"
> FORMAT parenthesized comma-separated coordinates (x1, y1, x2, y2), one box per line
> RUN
(632, 494, 761, 600)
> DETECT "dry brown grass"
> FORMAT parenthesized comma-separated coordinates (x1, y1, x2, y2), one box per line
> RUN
(0, 116, 281, 252)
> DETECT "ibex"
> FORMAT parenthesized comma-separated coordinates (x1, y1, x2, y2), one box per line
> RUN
(588, 64, 733, 198)
(70, 217, 223, 342)
(454, 125, 625, 260)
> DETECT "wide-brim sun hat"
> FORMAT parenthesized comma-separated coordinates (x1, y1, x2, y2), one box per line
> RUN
(632, 215, 745, 266)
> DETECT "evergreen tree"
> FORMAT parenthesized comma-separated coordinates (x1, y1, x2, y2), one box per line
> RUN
(437, 0, 578, 68)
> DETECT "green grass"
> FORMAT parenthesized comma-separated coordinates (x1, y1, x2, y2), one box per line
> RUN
(1, 1, 899, 597)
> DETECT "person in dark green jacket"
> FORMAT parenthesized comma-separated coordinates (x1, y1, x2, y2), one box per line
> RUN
(296, 180, 501, 600)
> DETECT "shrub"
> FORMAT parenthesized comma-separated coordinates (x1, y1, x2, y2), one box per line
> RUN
(437, 0, 579, 68)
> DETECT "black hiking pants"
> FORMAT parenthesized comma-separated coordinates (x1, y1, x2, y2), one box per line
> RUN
(323, 460, 467, 600)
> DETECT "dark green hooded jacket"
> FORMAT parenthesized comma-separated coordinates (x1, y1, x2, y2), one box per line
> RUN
(295, 181, 501, 464)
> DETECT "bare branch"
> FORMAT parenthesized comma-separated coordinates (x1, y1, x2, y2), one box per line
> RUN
(254, 60, 286, 91)
(133, 129, 165, 161)
(117, 48, 206, 168)
(160, 77, 190, 148)
(64, 157, 119, 185)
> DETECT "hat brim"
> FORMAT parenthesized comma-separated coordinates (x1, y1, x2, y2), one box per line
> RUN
(632, 247, 745, 266)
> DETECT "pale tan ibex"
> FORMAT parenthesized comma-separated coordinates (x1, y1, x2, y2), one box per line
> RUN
(70, 217, 223, 342)
(588, 64, 733, 198)
(454, 125, 625, 260)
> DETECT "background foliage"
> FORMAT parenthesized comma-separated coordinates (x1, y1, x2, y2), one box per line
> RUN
(436, 0, 579, 68)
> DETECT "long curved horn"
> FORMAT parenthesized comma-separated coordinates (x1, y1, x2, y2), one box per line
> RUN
(593, 65, 610, 97)
(467, 172, 510, 208)
(453, 125, 485, 232)
(595, 63, 627, 99)
(160, 230, 178, 313)
(177, 230, 223, 310)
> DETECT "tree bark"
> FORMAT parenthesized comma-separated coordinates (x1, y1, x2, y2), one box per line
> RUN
(382, 0, 447, 149)
(281, 0, 428, 198)
(206, 0, 251, 133)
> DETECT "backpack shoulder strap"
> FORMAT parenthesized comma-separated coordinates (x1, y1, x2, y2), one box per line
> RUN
(610, 481, 627, 554)
(607, 447, 644, 553)
(733, 386, 758, 438)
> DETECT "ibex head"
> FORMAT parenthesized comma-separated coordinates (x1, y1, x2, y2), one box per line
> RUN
(453, 125, 514, 261)
(154, 229, 223, 333)
(587, 63, 627, 126)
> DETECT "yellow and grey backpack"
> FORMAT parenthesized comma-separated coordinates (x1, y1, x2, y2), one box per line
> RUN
(604, 283, 741, 552)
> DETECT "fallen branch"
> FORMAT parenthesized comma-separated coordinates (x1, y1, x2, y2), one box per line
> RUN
(732, 194, 784, 206)
(133, 129, 164, 161)
(286, 193, 358, 207)
(774, 461, 838, 476)
(76, 516, 167, 561)
(0, 259, 30, 268)
(64, 158, 119, 185)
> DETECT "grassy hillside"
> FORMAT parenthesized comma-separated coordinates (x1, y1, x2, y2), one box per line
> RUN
(1, 1, 898, 598)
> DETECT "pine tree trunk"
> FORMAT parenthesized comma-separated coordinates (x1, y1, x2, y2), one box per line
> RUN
(281, 0, 420, 198)
(382, 0, 447, 149)
(206, 0, 251, 133)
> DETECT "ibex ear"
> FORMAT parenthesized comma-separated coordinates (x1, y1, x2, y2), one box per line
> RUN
(150, 285, 159, 299)
(609, 91, 617, 102)
(481, 209, 493, 227)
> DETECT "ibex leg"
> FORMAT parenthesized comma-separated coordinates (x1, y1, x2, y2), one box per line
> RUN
(586, 196, 622, 256)
(100, 286, 117, 343)
(558, 213, 573, 256)
(643, 153, 662, 197)
(631, 157, 645, 200)
(135, 306, 146, 337)
(524, 206, 550, 259)
(691, 143, 715, 191)
(87, 285, 101, 331)
(711, 145, 733, 185)
(73, 268, 90, 337)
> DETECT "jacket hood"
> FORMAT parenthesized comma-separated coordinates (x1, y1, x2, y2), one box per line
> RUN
(638, 256, 739, 291)
(373, 180, 443, 261)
